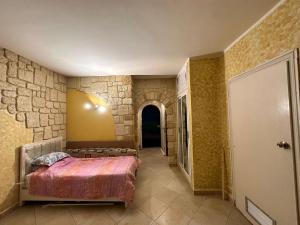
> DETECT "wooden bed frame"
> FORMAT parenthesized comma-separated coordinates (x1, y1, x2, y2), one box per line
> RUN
(19, 137, 136, 207)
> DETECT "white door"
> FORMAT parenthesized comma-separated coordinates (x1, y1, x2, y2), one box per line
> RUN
(229, 52, 299, 225)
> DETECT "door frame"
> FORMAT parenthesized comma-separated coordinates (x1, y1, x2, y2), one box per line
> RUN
(137, 101, 166, 154)
(177, 90, 192, 179)
(228, 50, 300, 217)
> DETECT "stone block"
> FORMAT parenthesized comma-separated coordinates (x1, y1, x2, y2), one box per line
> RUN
(39, 108, 50, 114)
(52, 125, 60, 131)
(34, 132, 43, 142)
(27, 83, 40, 91)
(50, 89, 57, 101)
(0, 81, 16, 91)
(58, 129, 66, 139)
(19, 56, 31, 64)
(26, 112, 40, 128)
(123, 98, 132, 105)
(57, 91, 66, 102)
(49, 119, 54, 125)
(7, 78, 26, 87)
(54, 83, 61, 91)
(55, 114, 64, 125)
(33, 96, 45, 108)
(2, 90, 16, 97)
(46, 101, 53, 108)
(17, 96, 32, 111)
(7, 104, 16, 114)
(4, 50, 18, 62)
(115, 124, 126, 136)
(27, 65, 34, 72)
(108, 86, 118, 97)
(51, 108, 59, 113)
(109, 97, 122, 105)
(2, 96, 15, 105)
(118, 105, 129, 115)
(80, 77, 97, 87)
(7, 62, 17, 77)
(19, 69, 33, 83)
(53, 102, 60, 109)
(16, 112, 26, 122)
(52, 131, 58, 137)
(0, 56, 8, 64)
(90, 82, 108, 92)
(34, 69, 46, 86)
(33, 127, 44, 133)
(46, 73, 54, 88)
(58, 74, 66, 84)
(0, 63, 7, 81)
(60, 103, 66, 113)
(17, 87, 32, 96)
(18, 61, 26, 69)
(40, 114, 49, 127)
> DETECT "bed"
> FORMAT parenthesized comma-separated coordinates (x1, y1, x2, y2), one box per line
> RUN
(19, 137, 139, 207)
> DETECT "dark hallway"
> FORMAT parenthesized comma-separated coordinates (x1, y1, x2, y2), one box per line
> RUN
(142, 105, 161, 148)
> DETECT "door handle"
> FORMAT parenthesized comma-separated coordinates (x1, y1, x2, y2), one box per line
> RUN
(276, 141, 290, 149)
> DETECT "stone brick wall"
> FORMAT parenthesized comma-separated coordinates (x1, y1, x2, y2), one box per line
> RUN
(133, 78, 177, 164)
(67, 76, 135, 141)
(0, 48, 67, 146)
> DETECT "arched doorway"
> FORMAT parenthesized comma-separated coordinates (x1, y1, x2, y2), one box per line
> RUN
(142, 105, 161, 148)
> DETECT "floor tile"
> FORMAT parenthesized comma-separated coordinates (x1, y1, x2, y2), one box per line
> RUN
(155, 207, 191, 225)
(117, 208, 152, 225)
(153, 187, 179, 205)
(226, 208, 252, 225)
(70, 205, 114, 225)
(35, 206, 76, 225)
(0, 206, 35, 225)
(138, 197, 168, 220)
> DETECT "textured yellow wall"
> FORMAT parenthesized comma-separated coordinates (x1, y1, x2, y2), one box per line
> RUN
(189, 55, 224, 191)
(224, 0, 300, 191)
(0, 110, 33, 213)
(67, 89, 116, 141)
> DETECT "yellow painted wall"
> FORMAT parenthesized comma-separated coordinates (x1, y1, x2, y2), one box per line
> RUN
(223, 0, 300, 192)
(0, 110, 33, 213)
(189, 55, 225, 192)
(67, 89, 116, 141)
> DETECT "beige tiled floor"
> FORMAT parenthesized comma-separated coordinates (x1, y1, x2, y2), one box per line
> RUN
(0, 148, 252, 225)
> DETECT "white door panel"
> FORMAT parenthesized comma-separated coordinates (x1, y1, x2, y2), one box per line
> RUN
(229, 54, 299, 225)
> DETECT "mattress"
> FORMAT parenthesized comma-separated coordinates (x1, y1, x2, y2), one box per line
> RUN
(26, 156, 139, 204)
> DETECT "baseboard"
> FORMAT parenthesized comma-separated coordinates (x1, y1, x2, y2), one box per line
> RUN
(194, 189, 232, 200)
(194, 189, 221, 195)
(168, 162, 177, 167)
(0, 202, 18, 219)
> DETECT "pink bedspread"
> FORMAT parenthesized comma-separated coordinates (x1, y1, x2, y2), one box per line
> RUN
(28, 156, 139, 204)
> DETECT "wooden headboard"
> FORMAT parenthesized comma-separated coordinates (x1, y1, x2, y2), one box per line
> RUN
(66, 141, 135, 149)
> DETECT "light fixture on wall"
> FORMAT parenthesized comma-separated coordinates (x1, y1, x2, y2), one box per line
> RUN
(83, 102, 106, 113)
(96, 105, 107, 113)
(84, 103, 92, 110)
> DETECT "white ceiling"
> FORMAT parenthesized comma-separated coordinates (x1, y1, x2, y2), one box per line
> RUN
(0, 0, 279, 76)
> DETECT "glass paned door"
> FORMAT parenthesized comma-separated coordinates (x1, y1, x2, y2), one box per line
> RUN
(178, 95, 189, 174)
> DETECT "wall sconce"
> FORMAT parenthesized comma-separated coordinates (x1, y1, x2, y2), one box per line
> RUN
(83, 103, 106, 113)
(95, 105, 107, 113)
